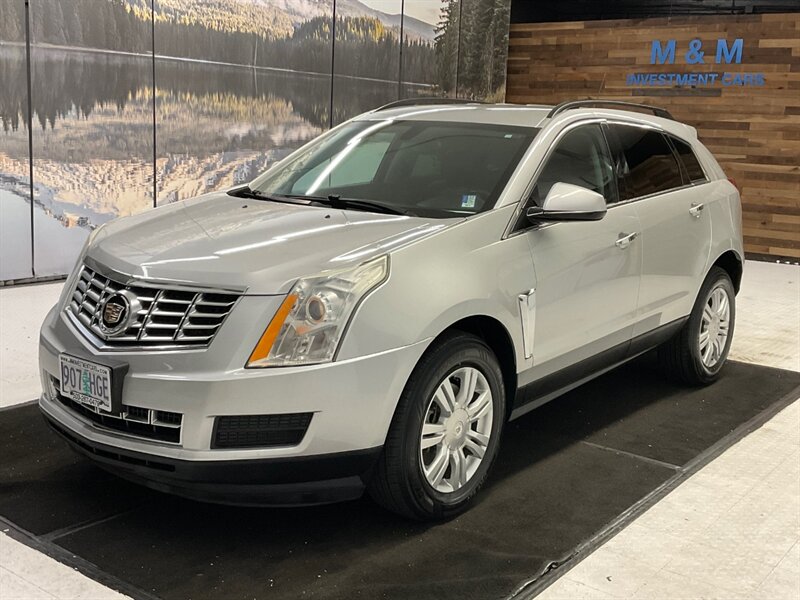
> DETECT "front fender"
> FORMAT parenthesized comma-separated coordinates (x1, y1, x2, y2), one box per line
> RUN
(337, 205, 534, 374)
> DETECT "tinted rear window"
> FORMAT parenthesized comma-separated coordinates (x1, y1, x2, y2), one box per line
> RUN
(670, 137, 707, 183)
(610, 125, 684, 200)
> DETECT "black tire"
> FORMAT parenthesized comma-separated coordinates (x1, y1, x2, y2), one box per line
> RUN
(367, 331, 506, 520)
(658, 266, 736, 386)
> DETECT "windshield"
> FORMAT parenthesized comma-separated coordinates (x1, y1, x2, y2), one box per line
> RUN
(249, 120, 538, 218)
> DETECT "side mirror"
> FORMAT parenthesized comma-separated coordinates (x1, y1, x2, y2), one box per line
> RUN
(526, 182, 607, 223)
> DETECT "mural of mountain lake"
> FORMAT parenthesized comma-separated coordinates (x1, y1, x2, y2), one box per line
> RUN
(0, 45, 431, 278)
(0, 188, 87, 280)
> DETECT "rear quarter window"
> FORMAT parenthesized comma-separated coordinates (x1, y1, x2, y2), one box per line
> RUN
(609, 124, 684, 200)
(670, 137, 708, 184)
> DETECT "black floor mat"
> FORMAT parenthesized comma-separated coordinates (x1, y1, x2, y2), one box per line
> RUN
(1, 359, 798, 600)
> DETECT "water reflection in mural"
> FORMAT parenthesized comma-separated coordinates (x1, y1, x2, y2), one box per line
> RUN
(154, 0, 333, 205)
(28, 48, 156, 277)
(0, 1, 32, 280)
(0, 0, 511, 281)
(25, 0, 154, 278)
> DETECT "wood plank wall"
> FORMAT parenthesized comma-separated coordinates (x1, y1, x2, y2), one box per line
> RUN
(506, 13, 800, 259)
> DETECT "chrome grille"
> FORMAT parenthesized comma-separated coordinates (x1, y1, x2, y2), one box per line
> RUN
(67, 264, 239, 348)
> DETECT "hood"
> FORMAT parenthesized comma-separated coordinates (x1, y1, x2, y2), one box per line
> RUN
(87, 192, 451, 294)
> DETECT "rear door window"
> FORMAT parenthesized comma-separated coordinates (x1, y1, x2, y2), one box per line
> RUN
(609, 124, 684, 201)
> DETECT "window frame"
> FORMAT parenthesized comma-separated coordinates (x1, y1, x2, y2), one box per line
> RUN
(511, 120, 619, 234)
(602, 122, 719, 208)
(603, 122, 691, 206)
(504, 117, 716, 240)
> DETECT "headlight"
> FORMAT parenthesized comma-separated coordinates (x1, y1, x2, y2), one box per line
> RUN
(246, 255, 389, 367)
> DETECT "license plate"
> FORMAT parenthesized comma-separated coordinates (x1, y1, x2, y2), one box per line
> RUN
(59, 354, 113, 413)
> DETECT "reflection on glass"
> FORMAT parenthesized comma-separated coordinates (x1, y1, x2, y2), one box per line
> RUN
(252, 120, 538, 218)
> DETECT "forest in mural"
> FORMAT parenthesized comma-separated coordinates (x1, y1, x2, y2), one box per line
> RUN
(436, 0, 511, 99)
(0, 0, 512, 281)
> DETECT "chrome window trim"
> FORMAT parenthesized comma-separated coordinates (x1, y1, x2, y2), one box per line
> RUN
(605, 179, 713, 209)
(503, 116, 715, 239)
(604, 121, 706, 205)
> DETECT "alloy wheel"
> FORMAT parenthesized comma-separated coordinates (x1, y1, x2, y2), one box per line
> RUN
(419, 366, 494, 493)
(699, 285, 731, 368)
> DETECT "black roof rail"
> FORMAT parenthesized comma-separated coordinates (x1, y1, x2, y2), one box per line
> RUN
(374, 98, 484, 111)
(546, 100, 675, 121)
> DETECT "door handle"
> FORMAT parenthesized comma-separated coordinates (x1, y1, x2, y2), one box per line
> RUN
(689, 202, 705, 218)
(615, 231, 639, 249)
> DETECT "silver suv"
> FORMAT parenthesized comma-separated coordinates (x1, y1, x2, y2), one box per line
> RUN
(39, 99, 743, 519)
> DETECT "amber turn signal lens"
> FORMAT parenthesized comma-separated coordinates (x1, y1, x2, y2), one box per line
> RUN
(247, 294, 298, 366)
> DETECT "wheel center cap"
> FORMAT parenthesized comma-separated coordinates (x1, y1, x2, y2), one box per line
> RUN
(444, 408, 469, 448)
(709, 316, 721, 338)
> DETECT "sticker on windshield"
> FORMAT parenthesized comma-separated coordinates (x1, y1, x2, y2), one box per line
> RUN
(461, 194, 477, 209)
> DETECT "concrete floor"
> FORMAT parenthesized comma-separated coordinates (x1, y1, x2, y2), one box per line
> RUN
(537, 400, 800, 600)
(0, 259, 798, 599)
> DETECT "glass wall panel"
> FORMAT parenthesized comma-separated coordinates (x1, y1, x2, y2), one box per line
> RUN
(456, 0, 512, 100)
(331, 0, 403, 125)
(154, 0, 333, 205)
(29, 0, 155, 277)
(424, 0, 462, 100)
(0, 0, 515, 281)
(401, 0, 451, 100)
(0, 0, 33, 280)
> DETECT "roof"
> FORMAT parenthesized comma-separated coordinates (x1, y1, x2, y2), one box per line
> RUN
(356, 103, 553, 128)
(355, 101, 697, 140)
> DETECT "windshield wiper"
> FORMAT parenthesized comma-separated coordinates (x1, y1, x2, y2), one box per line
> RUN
(227, 186, 311, 205)
(229, 188, 413, 216)
(288, 194, 412, 216)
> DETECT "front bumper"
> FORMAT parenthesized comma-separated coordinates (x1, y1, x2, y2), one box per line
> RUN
(39, 302, 430, 504)
(43, 412, 381, 505)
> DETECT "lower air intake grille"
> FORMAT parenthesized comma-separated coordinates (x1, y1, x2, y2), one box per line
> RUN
(53, 376, 182, 444)
(212, 413, 313, 449)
